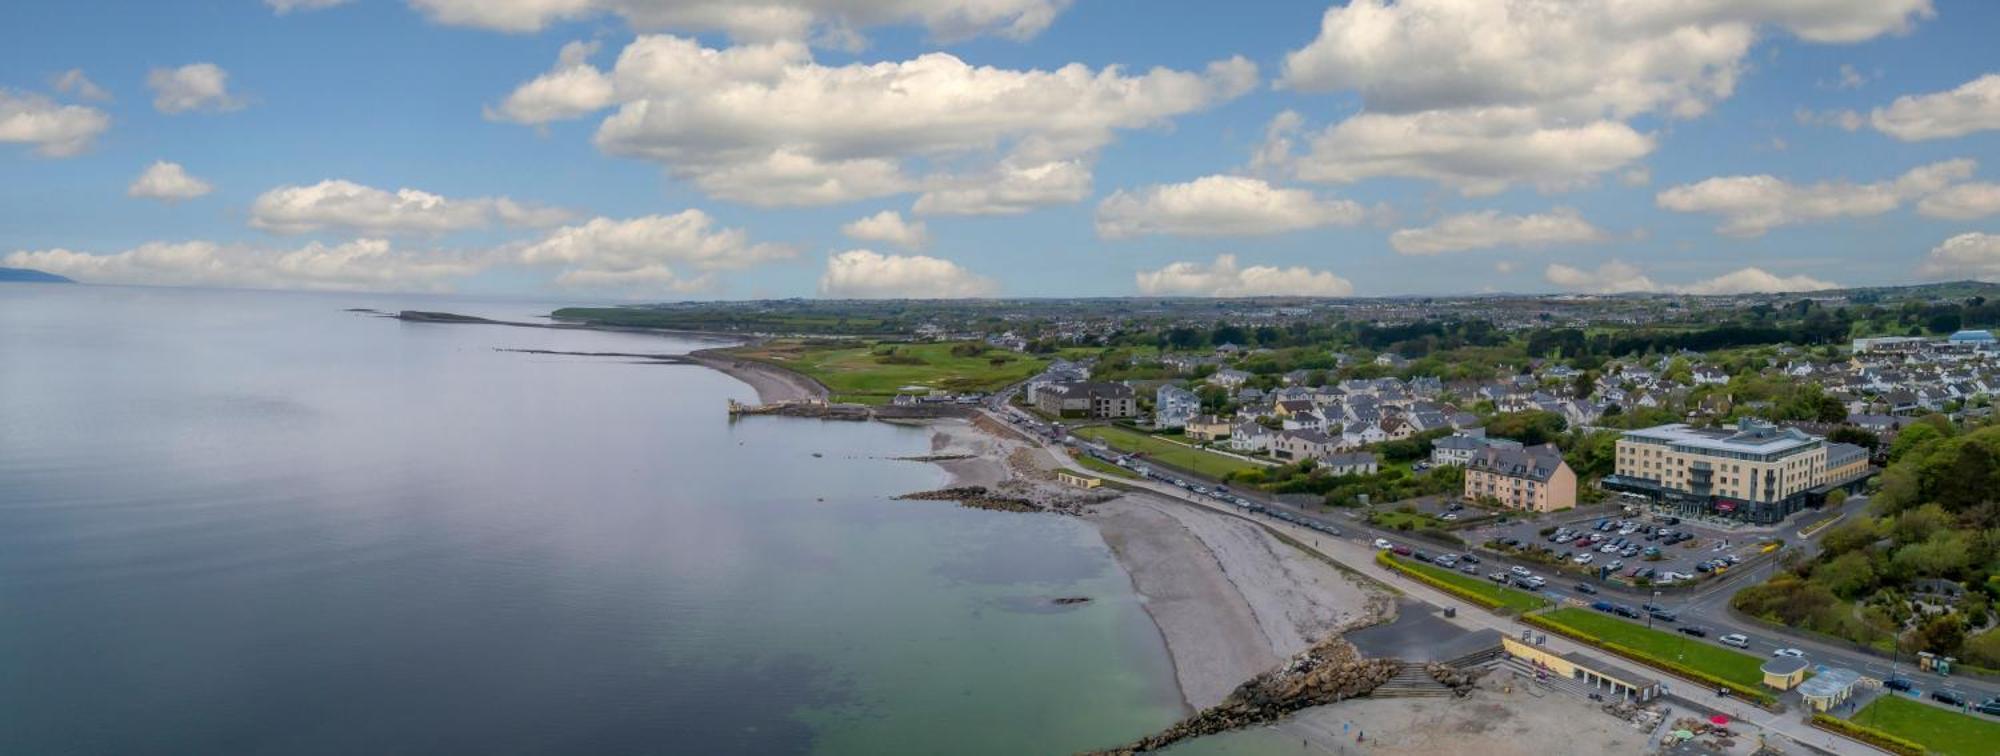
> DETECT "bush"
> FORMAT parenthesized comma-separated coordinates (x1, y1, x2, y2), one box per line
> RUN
(1810, 714, 1924, 756)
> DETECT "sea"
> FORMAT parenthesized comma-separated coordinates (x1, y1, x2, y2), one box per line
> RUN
(0, 284, 1186, 755)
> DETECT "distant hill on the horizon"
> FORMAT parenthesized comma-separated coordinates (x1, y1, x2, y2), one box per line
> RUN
(0, 267, 76, 284)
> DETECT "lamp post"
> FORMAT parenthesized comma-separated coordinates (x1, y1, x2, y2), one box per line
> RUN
(1646, 589, 1661, 629)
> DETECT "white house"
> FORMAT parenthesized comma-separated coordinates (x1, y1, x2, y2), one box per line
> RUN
(1155, 384, 1201, 429)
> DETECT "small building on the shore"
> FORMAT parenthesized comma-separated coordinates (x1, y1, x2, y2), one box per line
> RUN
(1057, 470, 1103, 489)
(1761, 656, 1810, 691)
(1501, 636, 1660, 702)
(1797, 667, 1861, 712)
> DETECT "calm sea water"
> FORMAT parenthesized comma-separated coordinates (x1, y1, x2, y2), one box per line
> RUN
(0, 284, 1182, 755)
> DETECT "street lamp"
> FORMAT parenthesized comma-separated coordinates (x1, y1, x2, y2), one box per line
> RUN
(1647, 590, 1660, 629)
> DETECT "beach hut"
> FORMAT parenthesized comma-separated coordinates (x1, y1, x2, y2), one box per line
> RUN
(1761, 656, 1809, 690)
(1798, 668, 1861, 712)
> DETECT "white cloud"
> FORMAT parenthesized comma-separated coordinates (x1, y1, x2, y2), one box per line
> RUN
(486, 40, 615, 124)
(1827, 63, 1870, 90)
(147, 63, 243, 114)
(1917, 232, 2000, 280)
(0, 88, 110, 157)
(1544, 260, 1836, 294)
(1279, 107, 1656, 196)
(1620, 166, 1653, 187)
(127, 161, 213, 202)
(407, 0, 1069, 44)
(1917, 183, 2000, 220)
(1270, 0, 1930, 193)
(840, 210, 928, 249)
(250, 179, 573, 235)
(267, 0, 352, 12)
(1094, 175, 1364, 239)
(519, 211, 794, 295)
(1390, 208, 1607, 255)
(495, 34, 1254, 207)
(817, 249, 996, 298)
(1656, 158, 1974, 236)
(3, 239, 487, 292)
(1871, 73, 2000, 141)
(1135, 254, 1354, 298)
(51, 69, 110, 101)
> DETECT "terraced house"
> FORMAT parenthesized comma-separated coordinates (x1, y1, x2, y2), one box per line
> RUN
(1603, 420, 1870, 524)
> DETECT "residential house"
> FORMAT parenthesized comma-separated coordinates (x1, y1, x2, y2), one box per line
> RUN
(1228, 422, 1275, 453)
(1322, 452, 1378, 476)
(1271, 430, 1341, 462)
(1186, 415, 1233, 443)
(1464, 443, 1576, 513)
(1208, 369, 1252, 390)
(1033, 382, 1136, 419)
(1155, 384, 1201, 429)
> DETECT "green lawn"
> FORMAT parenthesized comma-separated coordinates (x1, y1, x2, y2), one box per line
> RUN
(1369, 509, 1444, 531)
(1070, 453, 1138, 480)
(1380, 553, 1548, 612)
(1852, 693, 2000, 756)
(1534, 607, 1765, 689)
(730, 340, 1047, 403)
(1070, 425, 1262, 479)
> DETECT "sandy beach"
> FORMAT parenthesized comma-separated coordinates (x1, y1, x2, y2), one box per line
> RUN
(923, 419, 1392, 711)
(686, 348, 828, 403)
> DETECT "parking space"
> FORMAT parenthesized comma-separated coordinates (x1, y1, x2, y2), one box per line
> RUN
(1465, 511, 1775, 589)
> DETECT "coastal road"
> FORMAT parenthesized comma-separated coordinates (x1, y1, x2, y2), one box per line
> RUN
(977, 404, 1999, 721)
(997, 419, 1874, 754)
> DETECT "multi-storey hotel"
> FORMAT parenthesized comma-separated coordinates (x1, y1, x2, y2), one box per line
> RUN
(1603, 419, 1871, 523)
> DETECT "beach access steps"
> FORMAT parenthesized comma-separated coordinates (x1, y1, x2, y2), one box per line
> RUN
(1370, 662, 1455, 699)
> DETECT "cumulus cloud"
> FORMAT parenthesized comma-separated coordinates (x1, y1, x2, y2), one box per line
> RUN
(817, 249, 996, 298)
(147, 63, 243, 114)
(486, 40, 615, 124)
(250, 179, 573, 235)
(51, 69, 110, 101)
(840, 210, 927, 249)
(1917, 232, 2000, 280)
(492, 34, 1254, 207)
(1917, 183, 2000, 220)
(1268, 0, 1931, 194)
(1389, 208, 1607, 255)
(1135, 254, 1354, 298)
(1094, 175, 1364, 239)
(0, 88, 110, 157)
(267, 0, 352, 12)
(1871, 72, 2000, 141)
(519, 211, 794, 294)
(127, 161, 213, 202)
(1655, 158, 1974, 236)
(407, 0, 1069, 44)
(3, 239, 488, 292)
(1544, 260, 1836, 295)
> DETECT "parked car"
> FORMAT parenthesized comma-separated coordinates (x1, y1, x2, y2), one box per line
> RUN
(1460, 563, 1481, 575)
(1976, 698, 2000, 716)
(1510, 565, 1531, 577)
(1605, 559, 1624, 571)
(1488, 572, 1509, 583)
(1719, 633, 1750, 648)
(1770, 648, 1804, 658)
(1932, 690, 1967, 707)
(1883, 677, 1914, 692)
(1574, 582, 1598, 595)
(1613, 605, 1640, 619)
(1458, 554, 1479, 564)
(1677, 626, 1708, 638)
(1375, 538, 1393, 550)
(1649, 610, 1677, 623)
(1590, 601, 1615, 612)
(1392, 545, 1413, 556)
(1574, 553, 1594, 565)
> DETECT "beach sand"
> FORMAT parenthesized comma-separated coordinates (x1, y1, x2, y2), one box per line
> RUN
(1222, 673, 1660, 755)
(925, 418, 1390, 711)
(686, 348, 828, 403)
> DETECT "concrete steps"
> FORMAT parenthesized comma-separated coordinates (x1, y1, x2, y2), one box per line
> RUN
(1371, 662, 1455, 699)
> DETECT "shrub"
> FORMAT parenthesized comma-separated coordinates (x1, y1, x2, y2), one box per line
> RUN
(1810, 714, 1923, 756)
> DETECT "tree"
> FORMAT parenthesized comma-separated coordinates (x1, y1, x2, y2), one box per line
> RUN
(1828, 426, 1880, 450)
(1913, 612, 1966, 655)
(1485, 411, 1569, 446)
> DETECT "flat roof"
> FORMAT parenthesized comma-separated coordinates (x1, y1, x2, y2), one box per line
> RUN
(1559, 650, 1659, 689)
(1798, 667, 1862, 698)
(1762, 656, 1810, 675)
(1622, 422, 1819, 456)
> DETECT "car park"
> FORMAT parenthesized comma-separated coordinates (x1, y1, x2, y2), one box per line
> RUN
(1720, 633, 1751, 648)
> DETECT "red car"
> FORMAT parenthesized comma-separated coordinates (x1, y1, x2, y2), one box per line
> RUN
(1392, 545, 1413, 556)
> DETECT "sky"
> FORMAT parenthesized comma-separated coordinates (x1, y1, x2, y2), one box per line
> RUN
(3, 0, 1999, 301)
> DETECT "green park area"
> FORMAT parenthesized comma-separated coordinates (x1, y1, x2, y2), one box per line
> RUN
(728, 340, 1047, 404)
(1377, 552, 1548, 613)
(1069, 425, 1263, 479)
(1850, 694, 2000, 756)
(1530, 607, 1767, 694)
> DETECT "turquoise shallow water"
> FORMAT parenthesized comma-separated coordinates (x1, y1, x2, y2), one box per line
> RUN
(0, 284, 1183, 754)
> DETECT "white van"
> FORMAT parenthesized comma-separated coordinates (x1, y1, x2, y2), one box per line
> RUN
(1719, 633, 1750, 648)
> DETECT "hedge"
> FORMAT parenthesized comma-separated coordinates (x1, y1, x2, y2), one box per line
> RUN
(1810, 714, 1925, 756)
(1521, 613, 1777, 708)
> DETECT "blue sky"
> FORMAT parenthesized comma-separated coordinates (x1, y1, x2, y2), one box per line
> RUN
(3, 0, 1998, 299)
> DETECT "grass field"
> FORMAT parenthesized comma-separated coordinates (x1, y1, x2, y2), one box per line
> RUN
(1378, 552, 1548, 612)
(1070, 425, 1262, 479)
(1369, 509, 1445, 531)
(1533, 607, 1765, 689)
(730, 340, 1047, 403)
(1851, 694, 2000, 756)
(1070, 453, 1138, 480)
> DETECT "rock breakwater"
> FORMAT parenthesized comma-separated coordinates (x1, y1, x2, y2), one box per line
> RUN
(1092, 637, 1400, 754)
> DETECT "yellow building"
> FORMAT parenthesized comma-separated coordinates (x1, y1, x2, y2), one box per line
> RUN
(1798, 668, 1861, 712)
(1185, 415, 1233, 443)
(1464, 443, 1576, 512)
(1606, 419, 1830, 524)
(1762, 656, 1809, 690)
(1502, 636, 1660, 702)
(1056, 471, 1102, 489)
